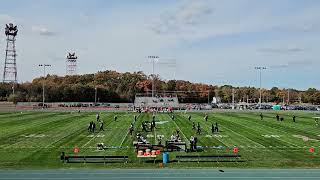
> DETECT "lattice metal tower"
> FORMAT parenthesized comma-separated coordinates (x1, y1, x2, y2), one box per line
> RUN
(3, 23, 18, 83)
(66, 52, 77, 75)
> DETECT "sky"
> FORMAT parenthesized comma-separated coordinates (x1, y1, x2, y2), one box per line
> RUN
(0, 0, 320, 90)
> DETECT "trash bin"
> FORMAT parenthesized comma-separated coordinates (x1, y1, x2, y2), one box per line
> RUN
(162, 152, 169, 164)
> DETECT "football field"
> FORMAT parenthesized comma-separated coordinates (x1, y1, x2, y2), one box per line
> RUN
(0, 110, 320, 169)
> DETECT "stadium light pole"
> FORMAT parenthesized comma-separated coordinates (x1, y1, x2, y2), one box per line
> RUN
(94, 87, 97, 105)
(287, 88, 290, 105)
(232, 88, 235, 109)
(39, 64, 51, 108)
(255, 66, 266, 109)
(147, 56, 159, 98)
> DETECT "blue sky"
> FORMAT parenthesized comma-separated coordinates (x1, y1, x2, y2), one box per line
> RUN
(0, 0, 320, 90)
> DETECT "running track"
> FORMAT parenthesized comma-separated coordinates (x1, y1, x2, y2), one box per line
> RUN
(1, 169, 320, 180)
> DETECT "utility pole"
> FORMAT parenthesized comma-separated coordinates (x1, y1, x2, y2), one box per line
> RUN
(39, 64, 51, 108)
(207, 90, 210, 104)
(255, 66, 267, 109)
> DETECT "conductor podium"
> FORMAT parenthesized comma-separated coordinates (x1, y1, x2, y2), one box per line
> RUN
(165, 141, 187, 152)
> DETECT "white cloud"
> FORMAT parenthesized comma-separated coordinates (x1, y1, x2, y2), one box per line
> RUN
(270, 60, 314, 69)
(151, 1, 213, 35)
(31, 25, 56, 36)
(151, 1, 320, 44)
(0, 14, 13, 23)
(258, 47, 305, 54)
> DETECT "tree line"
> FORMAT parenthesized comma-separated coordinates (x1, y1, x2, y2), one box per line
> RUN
(0, 70, 319, 104)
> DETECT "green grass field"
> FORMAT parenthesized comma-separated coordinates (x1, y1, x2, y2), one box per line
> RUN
(0, 110, 320, 169)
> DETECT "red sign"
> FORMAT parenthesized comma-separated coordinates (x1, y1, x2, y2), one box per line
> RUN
(73, 146, 80, 154)
(233, 147, 239, 153)
(309, 147, 315, 153)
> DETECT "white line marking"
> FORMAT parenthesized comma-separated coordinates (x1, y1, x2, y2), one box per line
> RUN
(119, 131, 129, 147)
(82, 132, 101, 148)
(171, 117, 188, 144)
(219, 124, 266, 148)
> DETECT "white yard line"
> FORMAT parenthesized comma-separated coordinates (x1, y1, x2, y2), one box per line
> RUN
(171, 117, 188, 145)
(119, 131, 129, 147)
(119, 114, 141, 147)
(81, 132, 101, 148)
(219, 124, 266, 148)
(44, 128, 88, 148)
(154, 115, 166, 144)
(234, 114, 302, 147)
(216, 114, 300, 148)
(202, 128, 227, 147)
(192, 115, 229, 147)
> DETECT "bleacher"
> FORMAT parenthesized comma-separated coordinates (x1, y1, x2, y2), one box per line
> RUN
(0, 102, 16, 112)
(134, 96, 179, 108)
